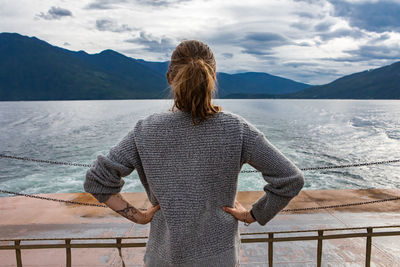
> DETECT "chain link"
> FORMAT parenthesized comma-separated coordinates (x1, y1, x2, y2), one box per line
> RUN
(2, 153, 400, 172)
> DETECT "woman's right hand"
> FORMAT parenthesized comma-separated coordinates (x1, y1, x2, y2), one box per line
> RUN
(222, 200, 256, 224)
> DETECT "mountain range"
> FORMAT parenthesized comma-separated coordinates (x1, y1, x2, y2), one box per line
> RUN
(0, 32, 399, 100)
(0, 32, 310, 101)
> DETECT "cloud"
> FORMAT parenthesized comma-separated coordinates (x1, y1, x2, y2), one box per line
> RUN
(329, 0, 400, 33)
(222, 53, 233, 59)
(239, 32, 291, 57)
(291, 21, 312, 31)
(296, 41, 312, 47)
(293, 11, 316, 19)
(283, 61, 316, 68)
(85, 0, 127, 10)
(369, 33, 391, 44)
(96, 18, 135, 32)
(314, 21, 333, 32)
(343, 44, 400, 61)
(85, 0, 190, 9)
(134, 0, 192, 7)
(125, 31, 177, 55)
(322, 37, 400, 62)
(36, 6, 72, 20)
(293, 0, 324, 4)
(318, 28, 365, 41)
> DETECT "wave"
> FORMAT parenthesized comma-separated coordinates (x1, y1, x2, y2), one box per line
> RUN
(350, 117, 375, 128)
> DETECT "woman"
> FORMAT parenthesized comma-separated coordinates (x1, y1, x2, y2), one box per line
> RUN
(84, 40, 304, 267)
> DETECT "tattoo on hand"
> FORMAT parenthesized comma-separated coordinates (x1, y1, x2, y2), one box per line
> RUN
(116, 203, 139, 223)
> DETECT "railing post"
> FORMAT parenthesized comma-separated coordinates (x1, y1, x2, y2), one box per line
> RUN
(14, 240, 22, 267)
(317, 230, 323, 267)
(366, 228, 372, 267)
(65, 239, 71, 267)
(268, 233, 273, 266)
(116, 238, 126, 267)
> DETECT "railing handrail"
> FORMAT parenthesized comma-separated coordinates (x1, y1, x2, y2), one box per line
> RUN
(1, 224, 399, 242)
(1, 225, 399, 267)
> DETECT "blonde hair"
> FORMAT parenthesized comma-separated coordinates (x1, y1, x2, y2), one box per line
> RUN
(167, 40, 222, 125)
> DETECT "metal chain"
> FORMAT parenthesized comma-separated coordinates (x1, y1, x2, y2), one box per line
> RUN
(0, 189, 105, 207)
(2, 153, 400, 172)
(1, 189, 399, 212)
(243, 159, 400, 172)
(0, 189, 147, 210)
(281, 196, 400, 212)
(0, 154, 92, 168)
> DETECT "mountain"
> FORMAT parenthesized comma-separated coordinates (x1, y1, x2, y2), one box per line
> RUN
(0, 32, 310, 101)
(0, 33, 169, 100)
(285, 61, 400, 99)
(216, 72, 310, 98)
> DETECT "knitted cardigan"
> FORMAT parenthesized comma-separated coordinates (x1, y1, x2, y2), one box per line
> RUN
(84, 109, 304, 266)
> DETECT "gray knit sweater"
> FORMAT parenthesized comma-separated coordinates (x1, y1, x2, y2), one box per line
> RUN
(84, 109, 304, 266)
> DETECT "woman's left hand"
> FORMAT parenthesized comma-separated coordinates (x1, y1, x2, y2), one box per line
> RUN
(222, 200, 256, 224)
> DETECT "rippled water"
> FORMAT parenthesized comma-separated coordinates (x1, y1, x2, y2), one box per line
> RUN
(1, 99, 399, 197)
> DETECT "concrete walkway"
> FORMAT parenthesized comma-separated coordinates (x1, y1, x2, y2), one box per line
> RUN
(0, 189, 399, 266)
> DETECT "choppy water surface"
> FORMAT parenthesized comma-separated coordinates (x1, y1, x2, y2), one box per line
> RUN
(1, 99, 399, 197)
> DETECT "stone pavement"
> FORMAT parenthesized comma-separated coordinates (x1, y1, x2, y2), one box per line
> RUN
(0, 189, 399, 266)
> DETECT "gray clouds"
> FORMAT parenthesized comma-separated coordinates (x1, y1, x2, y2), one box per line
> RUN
(351, 44, 400, 60)
(96, 18, 135, 32)
(85, 0, 127, 10)
(318, 28, 365, 41)
(314, 21, 333, 32)
(333, 44, 400, 62)
(293, 11, 315, 19)
(125, 32, 177, 55)
(36, 6, 72, 20)
(222, 53, 233, 59)
(329, 0, 400, 33)
(85, 0, 190, 9)
(240, 32, 291, 57)
(134, 0, 192, 7)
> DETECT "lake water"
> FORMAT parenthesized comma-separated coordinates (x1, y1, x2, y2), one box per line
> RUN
(1, 99, 400, 198)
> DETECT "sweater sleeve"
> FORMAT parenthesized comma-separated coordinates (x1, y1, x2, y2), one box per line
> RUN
(244, 130, 305, 226)
(83, 129, 139, 203)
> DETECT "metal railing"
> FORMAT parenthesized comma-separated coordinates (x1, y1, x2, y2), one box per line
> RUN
(241, 225, 400, 267)
(1, 225, 399, 267)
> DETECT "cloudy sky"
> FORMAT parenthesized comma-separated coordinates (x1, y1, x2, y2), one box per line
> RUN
(1, 0, 400, 84)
